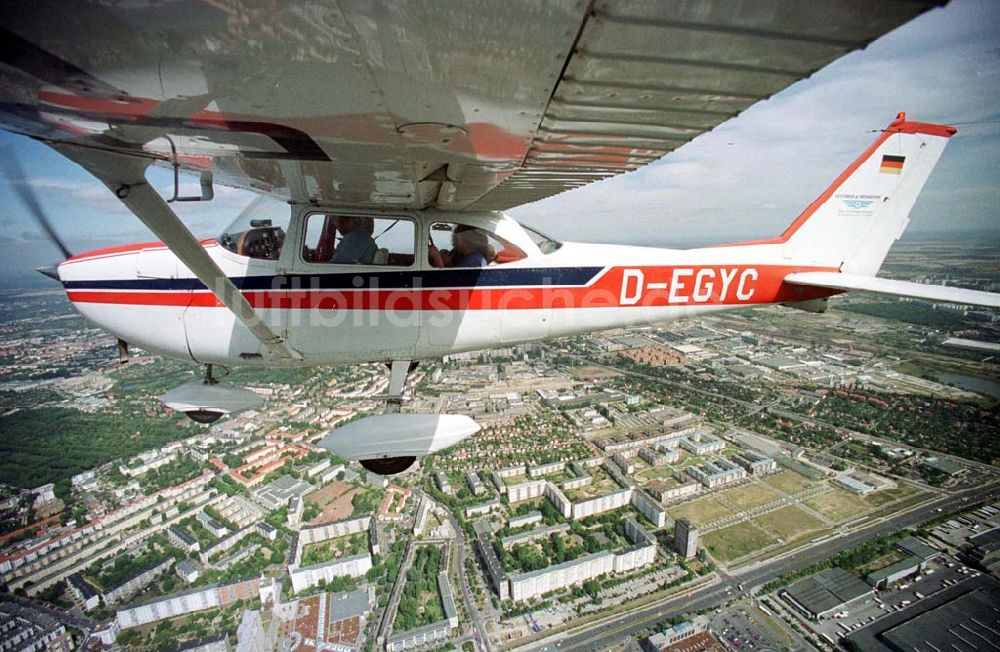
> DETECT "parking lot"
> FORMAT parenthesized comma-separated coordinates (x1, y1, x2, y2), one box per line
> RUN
(711, 604, 786, 651)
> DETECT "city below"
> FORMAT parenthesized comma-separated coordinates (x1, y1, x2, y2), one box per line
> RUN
(0, 240, 998, 652)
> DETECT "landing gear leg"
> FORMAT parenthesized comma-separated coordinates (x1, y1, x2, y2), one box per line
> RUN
(385, 360, 417, 414)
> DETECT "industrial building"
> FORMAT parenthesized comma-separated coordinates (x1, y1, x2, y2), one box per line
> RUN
(866, 556, 924, 589)
(844, 577, 1000, 652)
(643, 616, 710, 651)
(966, 527, 1000, 571)
(834, 474, 877, 495)
(781, 567, 873, 619)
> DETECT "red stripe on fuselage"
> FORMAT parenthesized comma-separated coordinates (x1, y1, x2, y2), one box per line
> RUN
(66, 264, 839, 310)
(63, 239, 218, 266)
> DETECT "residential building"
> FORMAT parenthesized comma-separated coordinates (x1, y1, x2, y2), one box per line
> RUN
(674, 518, 698, 559)
(66, 573, 100, 612)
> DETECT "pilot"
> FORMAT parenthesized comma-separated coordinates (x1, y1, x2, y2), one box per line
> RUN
(450, 226, 491, 267)
(331, 216, 377, 264)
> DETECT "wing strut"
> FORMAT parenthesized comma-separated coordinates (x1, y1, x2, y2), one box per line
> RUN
(54, 144, 302, 361)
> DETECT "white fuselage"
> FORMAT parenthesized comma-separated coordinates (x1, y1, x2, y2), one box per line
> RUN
(57, 211, 836, 366)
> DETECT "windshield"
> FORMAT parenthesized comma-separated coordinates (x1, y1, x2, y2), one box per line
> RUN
(219, 197, 290, 260)
(521, 224, 562, 254)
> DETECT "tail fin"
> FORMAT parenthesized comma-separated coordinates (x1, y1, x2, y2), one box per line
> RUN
(781, 113, 956, 276)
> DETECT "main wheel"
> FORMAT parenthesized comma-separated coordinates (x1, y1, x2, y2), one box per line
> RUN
(185, 409, 224, 424)
(360, 456, 416, 475)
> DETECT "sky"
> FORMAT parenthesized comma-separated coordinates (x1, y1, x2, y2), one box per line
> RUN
(0, 0, 997, 285)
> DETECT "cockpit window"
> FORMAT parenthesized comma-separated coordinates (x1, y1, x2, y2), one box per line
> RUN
(219, 198, 290, 260)
(428, 222, 527, 268)
(522, 224, 562, 254)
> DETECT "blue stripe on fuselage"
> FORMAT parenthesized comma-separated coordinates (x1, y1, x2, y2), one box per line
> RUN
(62, 267, 605, 291)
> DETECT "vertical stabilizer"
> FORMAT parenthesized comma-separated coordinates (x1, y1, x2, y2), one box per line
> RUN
(781, 113, 956, 276)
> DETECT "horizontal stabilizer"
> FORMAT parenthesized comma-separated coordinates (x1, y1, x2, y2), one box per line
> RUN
(785, 272, 1000, 308)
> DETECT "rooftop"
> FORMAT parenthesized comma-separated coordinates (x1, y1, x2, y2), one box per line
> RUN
(895, 536, 939, 561)
(867, 556, 922, 584)
(784, 567, 873, 616)
(883, 589, 1000, 650)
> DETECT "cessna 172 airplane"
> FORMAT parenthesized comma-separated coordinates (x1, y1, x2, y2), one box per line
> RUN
(1, 1, 997, 474)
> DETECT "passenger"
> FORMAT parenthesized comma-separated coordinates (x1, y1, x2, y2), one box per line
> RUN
(450, 226, 491, 268)
(331, 216, 377, 264)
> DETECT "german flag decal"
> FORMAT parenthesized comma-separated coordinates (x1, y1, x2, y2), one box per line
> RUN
(880, 154, 905, 174)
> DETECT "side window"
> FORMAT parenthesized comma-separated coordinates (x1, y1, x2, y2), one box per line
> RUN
(302, 214, 415, 266)
(428, 222, 527, 268)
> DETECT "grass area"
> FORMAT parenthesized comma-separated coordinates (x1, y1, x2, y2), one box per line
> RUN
(803, 488, 869, 522)
(703, 522, 775, 562)
(564, 471, 621, 501)
(720, 483, 782, 511)
(667, 496, 732, 527)
(855, 550, 907, 577)
(864, 482, 918, 507)
(762, 469, 812, 494)
(636, 465, 678, 482)
(753, 506, 825, 542)
(300, 532, 368, 567)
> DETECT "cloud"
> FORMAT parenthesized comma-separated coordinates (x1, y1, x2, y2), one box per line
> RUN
(513, 0, 1000, 245)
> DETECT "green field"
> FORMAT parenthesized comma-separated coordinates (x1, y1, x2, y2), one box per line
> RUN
(763, 469, 813, 495)
(864, 482, 919, 507)
(667, 496, 732, 527)
(636, 465, 678, 482)
(753, 506, 826, 542)
(803, 489, 868, 522)
(702, 522, 775, 562)
(721, 483, 782, 511)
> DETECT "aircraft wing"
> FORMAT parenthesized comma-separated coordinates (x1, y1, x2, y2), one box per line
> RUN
(785, 272, 1000, 309)
(0, 1, 943, 211)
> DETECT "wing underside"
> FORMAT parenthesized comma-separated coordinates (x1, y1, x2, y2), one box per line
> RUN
(0, 0, 943, 211)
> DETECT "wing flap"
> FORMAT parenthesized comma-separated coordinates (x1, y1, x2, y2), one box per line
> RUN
(785, 272, 1000, 309)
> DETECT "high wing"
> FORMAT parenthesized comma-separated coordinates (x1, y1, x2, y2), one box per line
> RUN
(785, 272, 1000, 309)
(0, 0, 943, 212)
